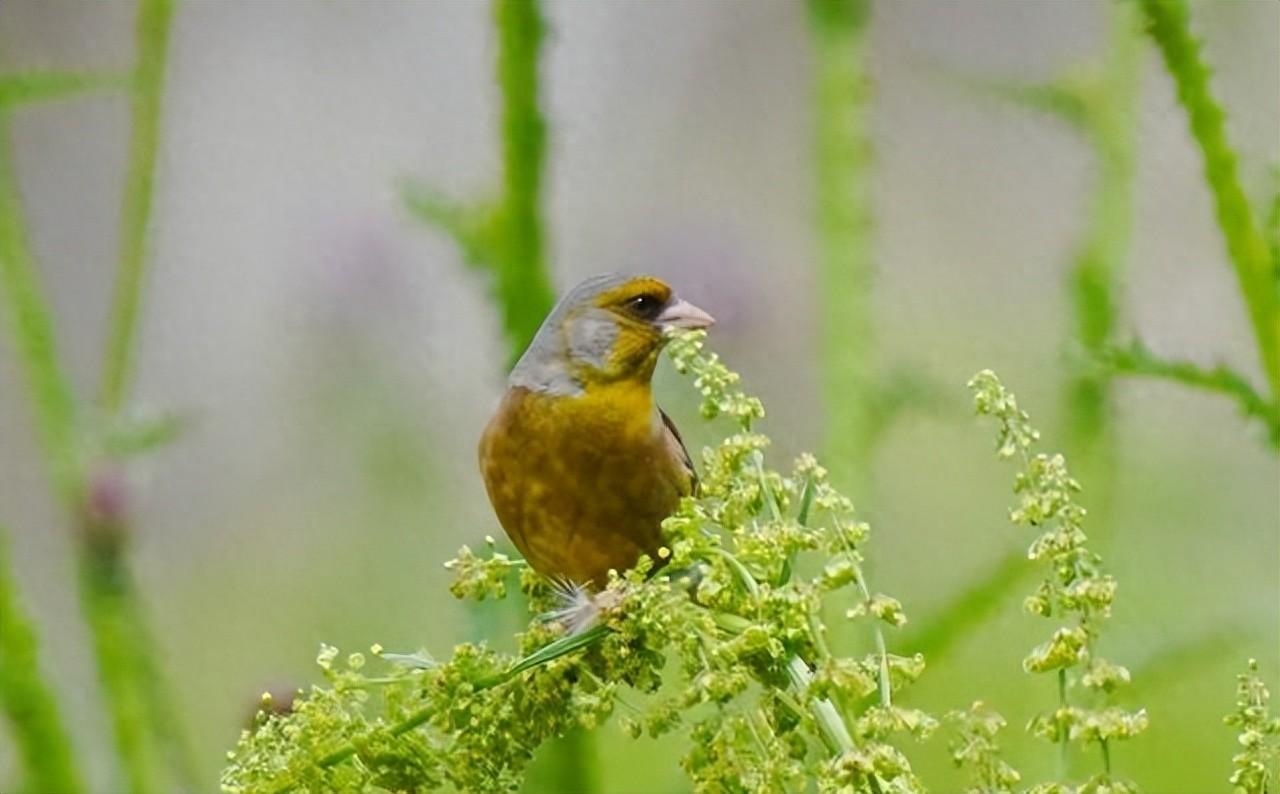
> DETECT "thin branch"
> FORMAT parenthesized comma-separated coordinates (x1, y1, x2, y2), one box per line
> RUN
(401, 182, 497, 270)
(76, 544, 160, 794)
(1139, 0, 1280, 404)
(1062, 1, 1141, 477)
(100, 0, 176, 413)
(1097, 339, 1280, 445)
(0, 3, 193, 789)
(406, 0, 556, 368)
(0, 70, 131, 108)
(0, 114, 81, 501)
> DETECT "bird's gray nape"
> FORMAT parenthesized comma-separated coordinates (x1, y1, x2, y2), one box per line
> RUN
(508, 274, 630, 395)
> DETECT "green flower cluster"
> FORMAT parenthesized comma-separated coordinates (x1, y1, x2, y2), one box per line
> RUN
(946, 702, 1021, 794)
(964, 370, 1147, 793)
(1224, 659, 1280, 794)
(221, 330, 928, 792)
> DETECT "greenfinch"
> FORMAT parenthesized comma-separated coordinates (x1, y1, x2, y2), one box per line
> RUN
(479, 274, 715, 588)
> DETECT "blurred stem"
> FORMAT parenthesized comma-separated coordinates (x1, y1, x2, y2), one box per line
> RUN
(1063, 1, 1141, 503)
(1058, 667, 1070, 777)
(0, 70, 132, 109)
(100, 0, 175, 412)
(1139, 0, 1280, 409)
(1098, 338, 1280, 445)
(492, 0, 592, 789)
(102, 0, 200, 787)
(0, 114, 81, 503)
(0, 0, 191, 786)
(78, 540, 158, 794)
(492, 0, 556, 364)
(403, 0, 556, 362)
(0, 525, 83, 794)
(808, 0, 876, 497)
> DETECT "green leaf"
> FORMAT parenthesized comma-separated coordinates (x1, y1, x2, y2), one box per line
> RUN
(101, 412, 187, 459)
(401, 180, 499, 272)
(498, 623, 611, 682)
(933, 64, 1094, 132)
(379, 651, 438, 671)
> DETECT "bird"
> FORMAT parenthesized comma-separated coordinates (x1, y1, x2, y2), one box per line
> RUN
(478, 274, 715, 590)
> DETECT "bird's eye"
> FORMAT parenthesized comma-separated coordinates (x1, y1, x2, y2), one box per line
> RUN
(626, 293, 663, 319)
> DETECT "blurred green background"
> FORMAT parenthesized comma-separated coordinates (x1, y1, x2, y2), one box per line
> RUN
(0, 1, 1276, 792)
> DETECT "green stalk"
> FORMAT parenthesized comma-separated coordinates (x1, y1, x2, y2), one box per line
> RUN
(100, 0, 175, 412)
(492, 0, 556, 366)
(77, 543, 158, 794)
(0, 114, 81, 503)
(101, 1, 199, 785)
(0, 70, 131, 109)
(0, 526, 83, 794)
(1139, 0, 1280, 404)
(491, 2, 587, 789)
(1100, 338, 1280, 444)
(1063, 1, 1141, 480)
(808, 0, 876, 496)
(403, 0, 557, 360)
(1057, 667, 1070, 777)
(0, 1, 189, 785)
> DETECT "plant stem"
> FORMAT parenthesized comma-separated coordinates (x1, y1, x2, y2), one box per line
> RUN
(714, 542, 878, 786)
(1139, 0, 1280, 404)
(1058, 667, 1069, 776)
(100, 0, 175, 412)
(852, 558, 892, 709)
(0, 113, 81, 503)
(78, 542, 158, 794)
(102, 1, 200, 786)
(491, 0, 556, 366)
(1099, 338, 1280, 445)
(1063, 1, 1141, 494)
(786, 654, 884, 794)
(0, 2, 190, 782)
(0, 525, 83, 794)
(786, 654, 854, 753)
(0, 70, 132, 109)
(808, 0, 876, 496)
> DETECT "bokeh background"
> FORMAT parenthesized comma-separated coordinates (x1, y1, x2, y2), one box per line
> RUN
(0, 1, 1276, 791)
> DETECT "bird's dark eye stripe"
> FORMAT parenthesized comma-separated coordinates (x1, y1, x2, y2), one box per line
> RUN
(626, 293, 664, 319)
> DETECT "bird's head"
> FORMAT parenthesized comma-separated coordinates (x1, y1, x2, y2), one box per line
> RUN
(509, 274, 715, 394)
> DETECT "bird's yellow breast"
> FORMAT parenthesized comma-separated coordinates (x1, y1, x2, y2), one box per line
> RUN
(478, 378, 689, 587)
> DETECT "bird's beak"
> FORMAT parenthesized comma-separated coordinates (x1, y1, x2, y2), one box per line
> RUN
(657, 298, 715, 332)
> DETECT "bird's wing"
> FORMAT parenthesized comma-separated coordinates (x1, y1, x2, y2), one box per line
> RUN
(659, 407, 698, 495)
